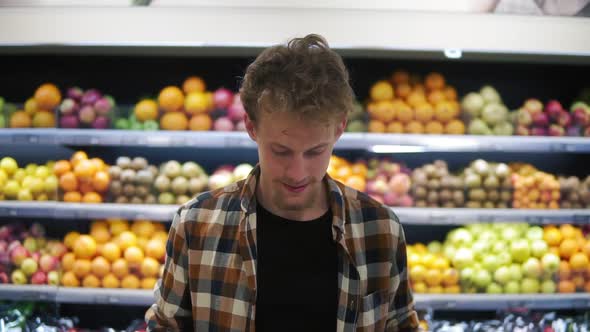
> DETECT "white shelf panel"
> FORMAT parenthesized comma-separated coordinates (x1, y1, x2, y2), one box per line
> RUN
(0, 202, 588, 224)
(0, 7, 589, 63)
(2, 129, 590, 153)
(0, 285, 588, 309)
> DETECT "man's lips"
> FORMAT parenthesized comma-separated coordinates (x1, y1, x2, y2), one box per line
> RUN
(283, 183, 308, 193)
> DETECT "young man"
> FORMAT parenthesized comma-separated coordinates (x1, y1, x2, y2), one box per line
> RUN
(145, 34, 418, 332)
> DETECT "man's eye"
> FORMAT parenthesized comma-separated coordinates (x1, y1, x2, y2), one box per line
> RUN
(273, 150, 290, 156)
(305, 149, 325, 156)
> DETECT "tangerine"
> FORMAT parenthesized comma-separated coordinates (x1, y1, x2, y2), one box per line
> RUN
(92, 171, 110, 193)
(141, 277, 157, 290)
(425, 72, 446, 91)
(145, 239, 166, 261)
(53, 160, 71, 177)
(559, 238, 579, 259)
(102, 242, 122, 262)
(445, 119, 466, 135)
(414, 103, 434, 123)
(121, 275, 140, 289)
(570, 252, 589, 272)
(444, 86, 458, 100)
(391, 70, 409, 85)
(61, 271, 80, 287)
(183, 76, 206, 94)
(370, 81, 394, 101)
(368, 120, 386, 133)
(9, 111, 32, 128)
(63, 191, 82, 203)
(434, 101, 455, 123)
(101, 273, 120, 288)
(34, 83, 61, 109)
(72, 259, 92, 278)
(32, 110, 56, 128)
(82, 192, 102, 204)
(70, 151, 88, 168)
(405, 121, 424, 134)
(134, 99, 159, 122)
(61, 252, 76, 271)
(185, 92, 210, 115)
(160, 112, 189, 131)
(395, 83, 412, 99)
(91, 256, 111, 278)
(189, 114, 212, 131)
(74, 159, 97, 179)
(158, 86, 184, 112)
(425, 121, 444, 134)
(111, 258, 129, 279)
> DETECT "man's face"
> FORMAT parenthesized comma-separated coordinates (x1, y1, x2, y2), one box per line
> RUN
(246, 111, 345, 217)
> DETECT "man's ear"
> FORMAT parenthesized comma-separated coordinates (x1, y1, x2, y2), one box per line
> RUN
(335, 116, 347, 140)
(245, 113, 257, 141)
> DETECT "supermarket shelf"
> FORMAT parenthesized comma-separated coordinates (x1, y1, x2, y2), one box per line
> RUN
(0, 285, 588, 309)
(0, 7, 589, 64)
(414, 294, 590, 310)
(0, 202, 588, 224)
(2, 129, 590, 152)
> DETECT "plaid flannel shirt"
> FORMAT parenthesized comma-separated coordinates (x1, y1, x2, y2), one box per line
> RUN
(146, 166, 418, 331)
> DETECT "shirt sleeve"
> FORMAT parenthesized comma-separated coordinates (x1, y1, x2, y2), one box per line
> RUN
(145, 208, 194, 331)
(386, 221, 419, 332)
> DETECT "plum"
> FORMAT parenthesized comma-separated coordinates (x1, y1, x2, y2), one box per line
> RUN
(92, 116, 109, 129)
(60, 114, 79, 129)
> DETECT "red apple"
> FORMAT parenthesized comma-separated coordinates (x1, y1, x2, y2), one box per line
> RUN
(39, 254, 59, 272)
(79, 105, 96, 125)
(31, 252, 41, 264)
(545, 100, 563, 120)
(532, 113, 549, 127)
(556, 111, 572, 127)
(60, 114, 79, 129)
(10, 245, 29, 266)
(0, 272, 8, 284)
(548, 124, 565, 137)
(213, 88, 233, 109)
(31, 271, 47, 285)
(398, 195, 414, 207)
(531, 127, 548, 136)
(573, 108, 589, 126)
(383, 192, 400, 206)
(515, 125, 530, 136)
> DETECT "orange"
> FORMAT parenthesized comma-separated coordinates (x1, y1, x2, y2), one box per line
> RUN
(372, 100, 396, 122)
(160, 112, 189, 131)
(407, 91, 427, 108)
(444, 285, 461, 294)
(32, 110, 56, 128)
(61, 252, 76, 271)
(61, 271, 80, 287)
(344, 175, 366, 192)
(444, 86, 457, 100)
(72, 259, 92, 278)
(424, 269, 442, 287)
(350, 163, 368, 178)
(64, 231, 80, 249)
(82, 192, 102, 204)
(391, 70, 409, 85)
(414, 103, 434, 123)
(425, 121, 444, 134)
(63, 191, 82, 203)
(569, 252, 589, 272)
(427, 90, 446, 105)
(111, 258, 129, 279)
(70, 151, 88, 168)
(410, 265, 426, 283)
(140, 257, 160, 278)
(559, 238, 579, 259)
(448, 100, 461, 117)
(91, 256, 111, 278)
(92, 171, 110, 193)
(131, 220, 156, 239)
(445, 119, 466, 135)
(405, 121, 424, 134)
(152, 231, 169, 244)
(102, 242, 122, 262)
(9, 111, 32, 128)
(442, 268, 459, 286)
(183, 76, 206, 94)
(368, 120, 386, 133)
(370, 81, 394, 101)
(82, 274, 101, 288)
(137, 237, 149, 252)
(559, 224, 577, 240)
(90, 226, 111, 244)
(412, 282, 427, 293)
(109, 219, 129, 236)
(386, 121, 404, 134)
(121, 274, 140, 289)
(544, 227, 563, 247)
(185, 92, 211, 115)
(558, 280, 575, 293)
(101, 273, 120, 288)
(189, 114, 213, 131)
(117, 231, 138, 251)
(425, 72, 445, 91)
(124, 246, 145, 266)
(134, 99, 159, 122)
(34, 83, 62, 109)
(53, 160, 71, 177)
(395, 83, 412, 99)
(24, 98, 37, 115)
(145, 239, 166, 261)
(158, 86, 184, 112)
(74, 159, 97, 179)
(141, 277, 157, 290)
(78, 180, 94, 195)
(558, 261, 572, 280)
(434, 101, 455, 123)
(74, 235, 97, 259)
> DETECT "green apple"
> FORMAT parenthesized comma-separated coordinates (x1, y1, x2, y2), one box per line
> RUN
(29, 177, 44, 195)
(427, 241, 442, 255)
(508, 263, 523, 282)
(21, 257, 38, 276)
(497, 252, 513, 266)
(523, 257, 542, 278)
(486, 282, 503, 294)
(504, 281, 520, 294)
(452, 248, 474, 270)
(521, 278, 540, 293)
(11, 269, 27, 285)
(482, 255, 501, 272)
(130, 122, 144, 130)
(25, 163, 37, 176)
(473, 269, 492, 289)
(526, 226, 544, 241)
(530, 239, 548, 258)
(541, 280, 556, 294)
(541, 253, 560, 274)
(44, 175, 58, 194)
(115, 118, 129, 130)
(3, 180, 20, 198)
(34, 166, 50, 179)
(494, 266, 511, 285)
(510, 239, 531, 263)
(17, 188, 33, 201)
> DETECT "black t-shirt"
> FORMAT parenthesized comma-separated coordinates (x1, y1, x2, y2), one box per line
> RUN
(255, 204, 338, 332)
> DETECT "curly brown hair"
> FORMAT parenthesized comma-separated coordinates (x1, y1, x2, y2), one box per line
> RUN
(240, 34, 355, 125)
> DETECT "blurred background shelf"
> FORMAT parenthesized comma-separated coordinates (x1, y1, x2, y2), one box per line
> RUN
(0, 202, 588, 224)
(1, 129, 590, 152)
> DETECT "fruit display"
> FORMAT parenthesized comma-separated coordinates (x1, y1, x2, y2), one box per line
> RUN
(441, 223, 560, 294)
(109, 156, 158, 204)
(327, 155, 367, 192)
(543, 224, 590, 293)
(208, 164, 254, 191)
(462, 85, 514, 136)
(344, 102, 367, 132)
(208, 88, 247, 131)
(365, 158, 413, 206)
(511, 163, 560, 209)
(8, 83, 60, 128)
(0, 222, 66, 286)
(412, 160, 465, 208)
(0, 157, 58, 201)
(407, 242, 460, 294)
(559, 175, 590, 209)
(154, 160, 210, 205)
(462, 159, 513, 209)
(54, 151, 110, 203)
(568, 100, 590, 136)
(366, 71, 464, 135)
(115, 98, 160, 131)
(514, 99, 582, 137)
(61, 219, 167, 289)
(58, 87, 115, 129)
